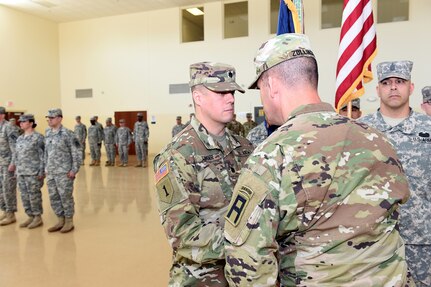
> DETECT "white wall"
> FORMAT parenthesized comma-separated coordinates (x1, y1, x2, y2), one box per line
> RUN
(0, 5, 60, 131)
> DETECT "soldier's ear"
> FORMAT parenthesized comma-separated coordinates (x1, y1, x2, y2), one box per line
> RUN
(192, 89, 202, 107)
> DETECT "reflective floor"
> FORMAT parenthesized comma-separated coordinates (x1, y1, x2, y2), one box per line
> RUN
(0, 156, 171, 287)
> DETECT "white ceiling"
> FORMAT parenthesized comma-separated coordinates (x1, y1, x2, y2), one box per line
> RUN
(0, 0, 219, 23)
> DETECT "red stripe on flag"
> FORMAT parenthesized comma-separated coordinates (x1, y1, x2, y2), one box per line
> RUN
(335, 0, 377, 111)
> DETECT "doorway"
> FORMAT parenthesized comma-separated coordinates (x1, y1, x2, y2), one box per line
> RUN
(114, 111, 147, 155)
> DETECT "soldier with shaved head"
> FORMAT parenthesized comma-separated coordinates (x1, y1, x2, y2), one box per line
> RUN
(224, 34, 414, 286)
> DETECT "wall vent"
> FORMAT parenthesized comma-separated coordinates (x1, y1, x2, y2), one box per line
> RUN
(169, 83, 190, 94)
(75, 89, 93, 98)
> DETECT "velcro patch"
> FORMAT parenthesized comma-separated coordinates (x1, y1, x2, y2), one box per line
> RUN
(225, 185, 254, 227)
(156, 176, 174, 204)
(155, 161, 169, 183)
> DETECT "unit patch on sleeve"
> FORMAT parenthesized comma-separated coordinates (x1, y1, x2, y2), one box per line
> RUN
(225, 185, 254, 227)
(156, 176, 174, 204)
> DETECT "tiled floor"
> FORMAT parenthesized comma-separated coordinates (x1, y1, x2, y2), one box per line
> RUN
(0, 156, 171, 287)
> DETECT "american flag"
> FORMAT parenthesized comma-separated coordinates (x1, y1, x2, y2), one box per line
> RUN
(335, 0, 377, 111)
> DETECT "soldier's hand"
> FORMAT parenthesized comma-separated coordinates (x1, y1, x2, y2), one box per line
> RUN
(67, 171, 76, 179)
(8, 164, 16, 172)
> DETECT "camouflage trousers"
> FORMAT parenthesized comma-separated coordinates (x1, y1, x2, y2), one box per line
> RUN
(104, 143, 116, 163)
(46, 174, 75, 218)
(17, 175, 44, 216)
(135, 141, 147, 162)
(0, 166, 17, 212)
(405, 244, 431, 286)
(118, 145, 129, 164)
(89, 142, 101, 161)
(80, 141, 86, 162)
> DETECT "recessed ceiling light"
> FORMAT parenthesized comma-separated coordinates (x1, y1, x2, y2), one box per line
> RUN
(186, 7, 204, 16)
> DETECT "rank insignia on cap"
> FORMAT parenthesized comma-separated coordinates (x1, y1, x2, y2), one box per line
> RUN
(225, 185, 254, 227)
(155, 161, 169, 183)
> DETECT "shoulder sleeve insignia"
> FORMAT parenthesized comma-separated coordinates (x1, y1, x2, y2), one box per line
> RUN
(225, 185, 254, 227)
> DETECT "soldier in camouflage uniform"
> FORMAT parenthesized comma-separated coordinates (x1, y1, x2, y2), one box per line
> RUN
(9, 118, 23, 136)
(171, 116, 185, 137)
(359, 61, 431, 286)
(94, 115, 104, 158)
(246, 119, 280, 147)
(226, 114, 245, 136)
(421, 86, 431, 116)
(74, 115, 87, 164)
(0, 107, 18, 226)
(242, 112, 257, 137)
(88, 116, 104, 166)
(115, 119, 132, 167)
(45, 109, 82, 233)
(153, 62, 254, 286)
(184, 112, 195, 126)
(16, 114, 45, 229)
(104, 117, 117, 166)
(339, 98, 362, 119)
(224, 33, 414, 286)
(133, 113, 149, 167)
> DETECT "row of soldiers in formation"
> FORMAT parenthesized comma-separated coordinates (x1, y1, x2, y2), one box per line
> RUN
(0, 108, 150, 231)
(74, 113, 149, 167)
(0, 108, 79, 231)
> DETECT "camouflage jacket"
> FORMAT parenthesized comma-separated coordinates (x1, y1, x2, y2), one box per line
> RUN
(16, 131, 45, 176)
(133, 121, 149, 142)
(0, 120, 18, 166)
(227, 120, 245, 137)
(246, 121, 268, 147)
(115, 127, 132, 146)
(153, 117, 253, 286)
(171, 124, 185, 138)
(360, 109, 431, 245)
(88, 124, 104, 144)
(224, 103, 413, 287)
(104, 125, 117, 144)
(74, 123, 87, 143)
(243, 120, 258, 137)
(45, 125, 82, 175)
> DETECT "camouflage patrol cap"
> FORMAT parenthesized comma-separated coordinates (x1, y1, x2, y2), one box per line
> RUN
(377, 60, 413, 82)
(9, 118, 16, 123)
(0, 107, 6, 114)
(19, 114, 35, 122)
(249, 33, 315, 89)
(246, 112, 252, 118)
(119, 119, 125, 123)
(137, 112, 143, 117)
(75, 115, 81, 120)
(189, 62, 245, 93)
(422, 86, 431, 103)
(46, 108, 62, 118)
(341, 98, 361, 110)
(106, 117, 112, 122)
(176, 116, 181, 120)
(90, 116, 96, 121)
